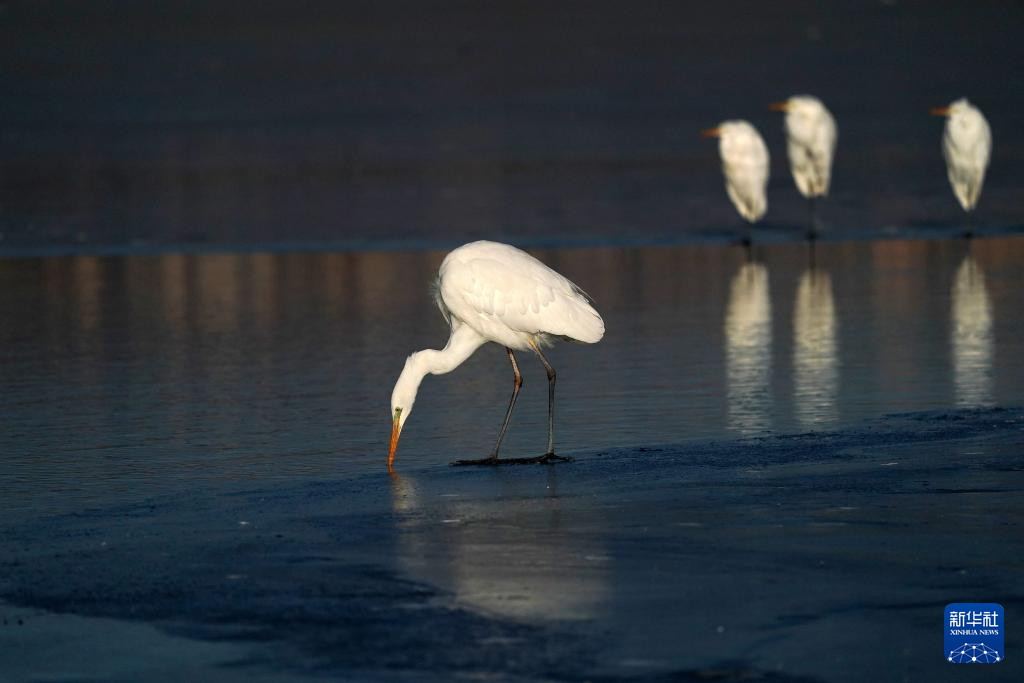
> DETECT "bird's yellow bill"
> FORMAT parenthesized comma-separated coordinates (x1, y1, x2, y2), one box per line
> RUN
(768, 101, 790, 112)
(388, 412, 401, 471)
(930, 106, 951, 117)
(700, 127, 721, 139)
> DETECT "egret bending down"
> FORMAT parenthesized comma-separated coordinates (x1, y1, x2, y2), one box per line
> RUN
(931, 98, 991, 235)
(770, 95, 837, 239)
(703, 121, 770, 245)
(388, 241, 605, 471)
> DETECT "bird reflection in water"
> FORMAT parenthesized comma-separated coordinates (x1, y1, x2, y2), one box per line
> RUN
(951, 254, 994, 407)
(724, 260, 772, 435)
(388, 470, 608, 621)
(792, 265, 838, 427)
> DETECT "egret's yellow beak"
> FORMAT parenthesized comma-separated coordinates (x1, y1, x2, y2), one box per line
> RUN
(388, 409, 402, 471)
(768, 101, 790, 112)
(930, 106, 951, 117)
(700, 127, 722, 139)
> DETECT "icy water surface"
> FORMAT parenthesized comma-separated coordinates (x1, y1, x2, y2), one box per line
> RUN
(1, 237, 1022, 520)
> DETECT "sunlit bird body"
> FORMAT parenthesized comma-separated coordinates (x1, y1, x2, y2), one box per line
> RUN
(388, 240, 604, 470)
(932, 98, 991, 228)
(703, 121, 770, 244)
(770, 95, 837, 238)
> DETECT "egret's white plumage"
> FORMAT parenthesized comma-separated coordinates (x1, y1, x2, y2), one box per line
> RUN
(705, 121, 770, 223)
(388, 240, 604, 469)
(772, 95, 837, 198)
(435, 240, 605, 351)
(934, 98, 991, 212)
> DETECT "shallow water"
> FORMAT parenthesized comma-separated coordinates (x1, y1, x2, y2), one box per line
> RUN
(2, 237, 1022, 521)
(3, 408, 1022, 682)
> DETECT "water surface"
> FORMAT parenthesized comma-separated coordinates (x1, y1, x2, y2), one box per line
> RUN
(3, 1, 1024, 250)
(2, 237, 1022, 521)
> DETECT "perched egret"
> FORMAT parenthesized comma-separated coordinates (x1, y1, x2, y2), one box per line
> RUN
(388, 240, 604, 471)
(703, 121, 770, 245)
(931, 98, 991, 235)
(770, 95, 837, 239)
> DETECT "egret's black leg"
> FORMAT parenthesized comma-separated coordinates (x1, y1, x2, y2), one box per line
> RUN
(452, 347, 522, 466)
(451, 343, 572, 467)
(491, 348, 522, 458)
(807, 197, 819, 241)
(535, 344, 556, 455)
(529, 340, 572, 463)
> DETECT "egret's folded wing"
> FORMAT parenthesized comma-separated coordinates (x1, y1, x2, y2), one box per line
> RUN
(443, 256, 604, 344)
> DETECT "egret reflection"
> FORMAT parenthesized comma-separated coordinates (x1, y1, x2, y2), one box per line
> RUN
(725, 261, 772, 435)
(951, 255, 994, 407)
(388, 472, 608, 620)
(793, 268, 838, 427)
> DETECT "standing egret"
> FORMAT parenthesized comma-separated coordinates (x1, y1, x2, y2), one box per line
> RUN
(388, 240, 604, 471)
(770, 95, 837, 239)
(703, 121, 770, 246)
(931, 98, 991, 236)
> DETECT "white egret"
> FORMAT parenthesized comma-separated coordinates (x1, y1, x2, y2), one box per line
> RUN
(703, 121, 770, 245)
(770, 95, 837, 239)
(388, 240, 604, 471)
(931, 98, 991, 235)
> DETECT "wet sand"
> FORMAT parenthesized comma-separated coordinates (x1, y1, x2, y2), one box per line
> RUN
(2, 407, 1022, 682)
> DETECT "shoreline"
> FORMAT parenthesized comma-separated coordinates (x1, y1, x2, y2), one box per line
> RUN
(0, 225, 1022, 261)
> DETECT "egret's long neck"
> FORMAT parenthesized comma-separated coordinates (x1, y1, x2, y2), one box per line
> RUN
(396, 323, 487, 402)
(419, 323, 487, 375)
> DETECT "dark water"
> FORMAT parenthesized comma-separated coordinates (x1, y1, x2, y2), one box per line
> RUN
(2, 237, 1022, 521)
(2, 407, 1021, 682)
(3, 1, 1024, 251)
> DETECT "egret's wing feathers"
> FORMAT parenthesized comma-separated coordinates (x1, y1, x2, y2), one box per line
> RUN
(944, 121, 991, 211)
(431, 275, 453, 328)
(440, 246, 604, 346)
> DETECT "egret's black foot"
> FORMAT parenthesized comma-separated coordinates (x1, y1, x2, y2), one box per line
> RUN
(963, 230, 974, 240)
(451, 452, 574, 466)
(738, 235, 752, 248)
(806, 230, 818, 242)
(451, 455, 500, 466)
